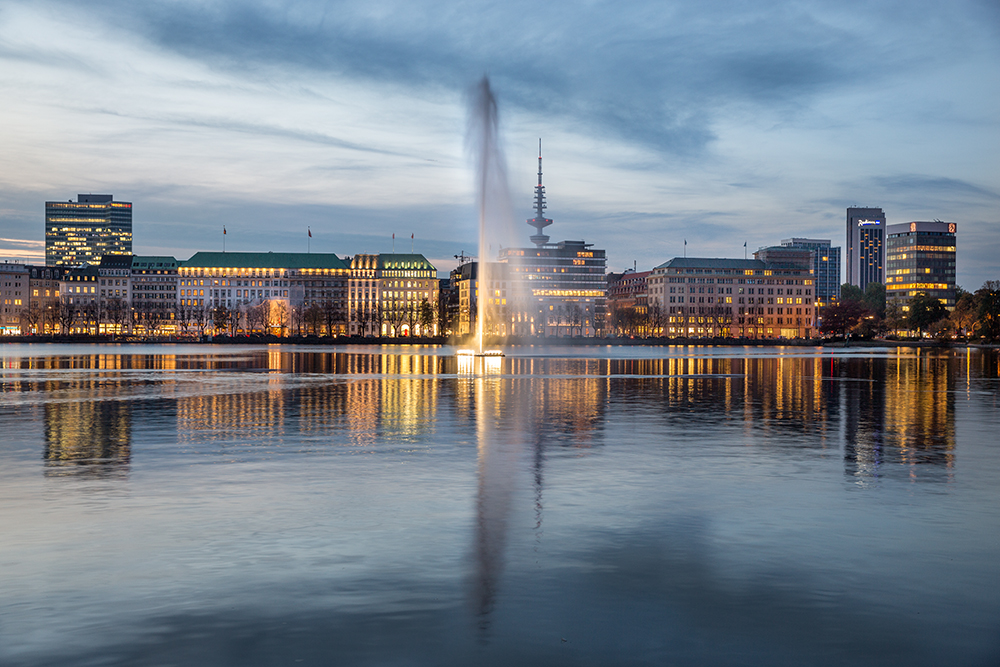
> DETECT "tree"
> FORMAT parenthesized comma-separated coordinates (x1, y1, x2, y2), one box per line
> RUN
(57, 301, 78, 335)
(212, 305, 231, 334)
(419, 298, 435, 337)
(951, 290, 978, 338)
(371, 302, 385, 337)
(907, 292, 948, 336)
(841, 283, 864, 304)
(820, 300, 870, 338)
(862, 282, 886, 319)
(270, 301, 289, 337)
(106, 298, 130, 337)
(974, 281, 1000, 342)
(20, 302, 42, 335)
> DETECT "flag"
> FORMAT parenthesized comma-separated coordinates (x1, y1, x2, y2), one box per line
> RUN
(744, 241, 747, 248)
(411, 233, 414, 240)
(684, 239, 687, 245)
(308, 228, 312, 238)
(223, 226, 227, 235)
(392, 233, 395, 240)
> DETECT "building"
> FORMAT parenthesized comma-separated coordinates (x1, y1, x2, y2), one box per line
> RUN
(780, 238, 841, 306)
(45, 194, 133, 267)
(492, 145, 607, 337)
(846, 207, 886, 290)
(606, 270, 651, 336)
(26, 265, 71, 334)
(131, 256, 179, 335)
(347, 253, 439, 337)
(179, 252, 350, 335)
(885, 221, 957, 316)
(647, 257, 816, 339)
(451, 261, 478, 337)
(59, 265, 101, 334)
(0, 262, 28, 334)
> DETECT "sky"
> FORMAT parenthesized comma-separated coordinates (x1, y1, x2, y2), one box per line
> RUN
(1, 0, 998, 287)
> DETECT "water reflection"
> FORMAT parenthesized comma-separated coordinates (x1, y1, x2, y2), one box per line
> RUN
(44, 399, 131, 477)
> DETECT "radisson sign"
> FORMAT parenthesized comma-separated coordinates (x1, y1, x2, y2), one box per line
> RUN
(857, 219, 881, 226)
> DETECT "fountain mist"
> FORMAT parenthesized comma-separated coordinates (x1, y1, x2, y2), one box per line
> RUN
(467, 76, 518, 352)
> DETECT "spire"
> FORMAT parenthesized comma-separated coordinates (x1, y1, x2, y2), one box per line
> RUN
(527, 138, 552, 246)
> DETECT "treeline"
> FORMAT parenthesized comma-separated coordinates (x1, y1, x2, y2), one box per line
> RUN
(820, 280, 1000, 342)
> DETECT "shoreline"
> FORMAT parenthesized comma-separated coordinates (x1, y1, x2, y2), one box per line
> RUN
(2, 334, 995, 349)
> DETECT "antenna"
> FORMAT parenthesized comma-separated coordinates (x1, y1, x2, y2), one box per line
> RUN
(526, 138, 552, 246)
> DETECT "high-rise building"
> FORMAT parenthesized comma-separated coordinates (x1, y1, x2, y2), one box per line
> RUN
(780, 238, 841, 306)
(493, 143, 607, 337)
(885, 221, 957, 314)
(45, 194, 133, 267)
(846, 207, 885, 290)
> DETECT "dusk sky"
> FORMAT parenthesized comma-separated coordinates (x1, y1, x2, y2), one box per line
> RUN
(1, 0, 997, 287)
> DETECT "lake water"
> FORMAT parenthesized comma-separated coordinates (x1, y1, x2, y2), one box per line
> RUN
(1, 343, 998, 666)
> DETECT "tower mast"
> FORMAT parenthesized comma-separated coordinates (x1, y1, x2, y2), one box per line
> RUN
(527, 138, 552, 246)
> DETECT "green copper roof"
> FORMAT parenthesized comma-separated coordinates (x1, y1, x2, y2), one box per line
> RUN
(132, 255, 179, 268)
(377, 254, 436, 271)
(182, 252, 349, 270)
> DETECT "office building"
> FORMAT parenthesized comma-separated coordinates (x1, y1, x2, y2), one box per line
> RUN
(492, 145, 607, 337)
(647, 256, 816, 339)
(846, 207, 885, 290)
(45, 194, 133, 267)
(885, 221, 957, 314)
(780, 238, 841, 305)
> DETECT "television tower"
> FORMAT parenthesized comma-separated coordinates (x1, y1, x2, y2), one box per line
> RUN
(527, 139, 552, 246)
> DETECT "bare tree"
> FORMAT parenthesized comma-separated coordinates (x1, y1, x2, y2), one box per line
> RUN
(247, 303, 268, 334)
(270, 301, 289, 337)
(105, 298, 130, 337)
(371, 302, 385, 338)
(386, 299, 406, 337)
(57, 301, 78, 335)
(21, 303, 42, 335)
(419, 298, 434, 337)
(355, 303, 371, 337)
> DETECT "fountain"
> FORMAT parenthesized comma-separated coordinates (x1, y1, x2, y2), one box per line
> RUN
(460, 76, 518, 358)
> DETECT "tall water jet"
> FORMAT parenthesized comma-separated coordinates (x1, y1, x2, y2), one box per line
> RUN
(466, 76, 517, 354)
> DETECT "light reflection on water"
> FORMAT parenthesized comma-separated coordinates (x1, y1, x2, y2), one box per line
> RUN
(0, 344, 998, 666)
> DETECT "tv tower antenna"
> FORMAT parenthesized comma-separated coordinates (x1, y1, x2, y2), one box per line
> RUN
(527, 138, 553, 246)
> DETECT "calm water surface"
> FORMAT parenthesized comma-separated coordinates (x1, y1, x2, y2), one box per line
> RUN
(1, 343, 998, 666)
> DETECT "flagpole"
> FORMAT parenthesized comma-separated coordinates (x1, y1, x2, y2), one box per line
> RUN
(308, 227, 311, 254)
(223, 226, 226, 253)
(411, 233, 413, 253)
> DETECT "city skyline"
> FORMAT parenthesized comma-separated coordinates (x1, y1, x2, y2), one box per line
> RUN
(1, 0, 997, 289)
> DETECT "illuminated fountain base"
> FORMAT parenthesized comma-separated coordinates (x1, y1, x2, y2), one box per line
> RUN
(456, 349, 505, 358)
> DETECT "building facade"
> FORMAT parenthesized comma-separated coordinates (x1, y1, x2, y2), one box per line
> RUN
(606, 270, 651, 336)
(780, 238, 841, 306)
(131, 256, 179, 335)
(179, 252, 350, 335)
(45, 195, 133, 267)
(347, 253, 439, 337)
(0, 263, 28, 335)
(647, 257, 816, 339)
(485, 145, 606, 337)
(885, 221, 957, 314)
(846, 207, 886, 290)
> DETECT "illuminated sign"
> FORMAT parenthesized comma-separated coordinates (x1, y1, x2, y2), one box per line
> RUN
(910, 222, 917, 232)
(948, 223, 956, 233)
(857, 219, 881, 226)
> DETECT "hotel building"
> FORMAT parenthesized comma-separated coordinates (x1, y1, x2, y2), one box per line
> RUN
(647, 256, 816, 339)
(846, 207, 886, 290)
(45, 195, 133, 267)
(347, 253, 439, 337)
(885, 221, 957, 314)
(780, 238, 841, 306)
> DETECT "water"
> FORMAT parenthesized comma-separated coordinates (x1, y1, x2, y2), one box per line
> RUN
(1, 343, 999, 666)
